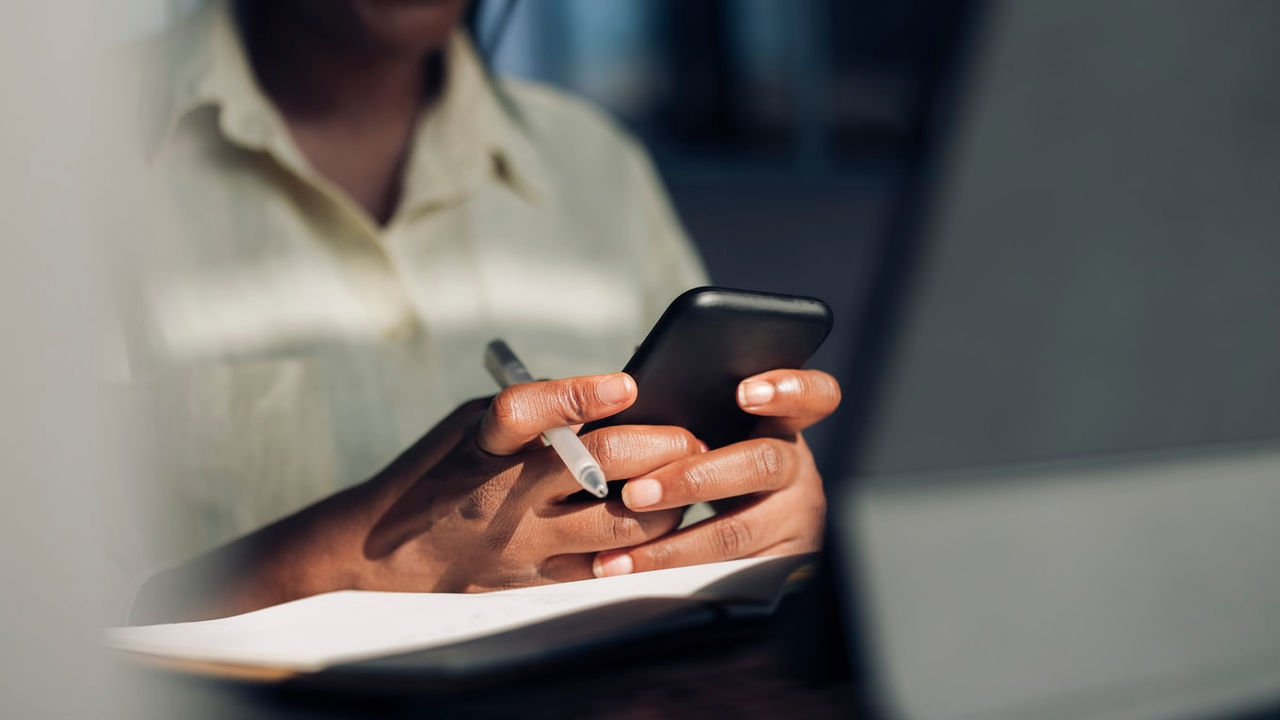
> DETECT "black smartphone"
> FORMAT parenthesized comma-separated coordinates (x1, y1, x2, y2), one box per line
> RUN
(586, 286, 833, 449)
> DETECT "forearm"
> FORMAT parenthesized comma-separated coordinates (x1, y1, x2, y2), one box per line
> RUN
(127, 406, 475, 625)
(128, 482, 377, 625)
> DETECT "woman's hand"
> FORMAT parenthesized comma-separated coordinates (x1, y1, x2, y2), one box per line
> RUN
(355, 372, 703, 592)
(131, 372, 703, 623)
(591, 369, 841, 577)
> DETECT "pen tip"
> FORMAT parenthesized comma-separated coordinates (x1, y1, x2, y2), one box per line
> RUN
(582, 467, 608, 498)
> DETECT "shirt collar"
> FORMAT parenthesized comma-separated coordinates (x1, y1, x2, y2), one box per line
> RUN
(145, 0, 294, 164)
(148, 0, 549, 210)
(399, 32, 551, 213)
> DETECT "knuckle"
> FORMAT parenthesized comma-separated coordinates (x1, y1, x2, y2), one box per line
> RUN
(559, 381, 595, 422)
(785, 370, 842, 409)
(589, 429, 627, 471)
(805, 374, 828, 402)
(677, 462, 714, 500)
(489, 388, 525, 428)
(639, 539, 675, 571)
(753, 441, 784, 481)
(457, 493, 487, 521)
(605, 511, 642, 545)
(713, 515, 752, 558)
(797, 370, 841, 409)
(640, 427, 699, 460)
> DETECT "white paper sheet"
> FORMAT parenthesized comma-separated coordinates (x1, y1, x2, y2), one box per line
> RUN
(104, 556, 781, 671)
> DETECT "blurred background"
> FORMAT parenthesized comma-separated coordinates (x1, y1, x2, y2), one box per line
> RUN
(463, 0, 1280, 486)
(467, 0, 972, 471)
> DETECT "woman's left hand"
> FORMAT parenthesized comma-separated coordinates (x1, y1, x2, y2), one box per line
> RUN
(591, 369, 841, 577)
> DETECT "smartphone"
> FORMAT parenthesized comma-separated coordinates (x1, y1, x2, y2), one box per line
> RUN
(586, 286, 833, 449)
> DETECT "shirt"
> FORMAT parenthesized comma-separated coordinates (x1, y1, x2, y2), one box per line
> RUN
(126, 0, 707, 569)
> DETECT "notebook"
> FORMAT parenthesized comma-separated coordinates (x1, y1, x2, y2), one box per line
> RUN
(104, 553, 813, 677)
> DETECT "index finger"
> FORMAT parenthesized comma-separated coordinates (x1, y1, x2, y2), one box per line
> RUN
(477, 373, 637, 455)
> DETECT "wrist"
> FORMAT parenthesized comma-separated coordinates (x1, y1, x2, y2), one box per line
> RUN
(295, 480, 387, 595)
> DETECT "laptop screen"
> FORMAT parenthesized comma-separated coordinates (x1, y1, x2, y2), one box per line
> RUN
(833, 2, 1280, 719)
(847, 0, 1280, 480)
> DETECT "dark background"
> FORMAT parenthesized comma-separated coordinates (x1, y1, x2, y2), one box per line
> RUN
(471, 0, 1280, 484)
(470, 0, 974, 474)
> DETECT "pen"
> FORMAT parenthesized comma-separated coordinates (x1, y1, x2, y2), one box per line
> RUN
(483, 339, 609, 498)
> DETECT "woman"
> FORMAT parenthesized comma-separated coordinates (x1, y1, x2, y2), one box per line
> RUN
(128, 0, 839, 623)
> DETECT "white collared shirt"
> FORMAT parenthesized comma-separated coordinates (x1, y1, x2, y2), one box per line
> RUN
(123, 0, 706, 569)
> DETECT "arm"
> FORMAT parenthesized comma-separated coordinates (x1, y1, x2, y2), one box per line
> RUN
(131, 372, 702, 624)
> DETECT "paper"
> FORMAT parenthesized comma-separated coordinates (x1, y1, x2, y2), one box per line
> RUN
(104, 556, 783, 671)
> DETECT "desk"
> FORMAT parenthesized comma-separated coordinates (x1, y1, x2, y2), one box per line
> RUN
(118, 622, 858, 719)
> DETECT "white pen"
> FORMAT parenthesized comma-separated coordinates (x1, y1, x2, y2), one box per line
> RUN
(483, 339, 609, 498)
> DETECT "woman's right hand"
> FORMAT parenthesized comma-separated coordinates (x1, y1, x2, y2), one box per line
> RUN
(132, 371, 701, 623)
(351, 372, 702, 592)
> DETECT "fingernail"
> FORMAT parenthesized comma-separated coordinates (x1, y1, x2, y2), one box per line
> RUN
(622, 478, 662, 508)
(596, 374, 634, 405)
(593, 552, 634, 578)
(738, 380, 775, 408)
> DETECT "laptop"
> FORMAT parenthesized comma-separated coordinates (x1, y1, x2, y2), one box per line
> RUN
(828, 1, 1280, 718)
